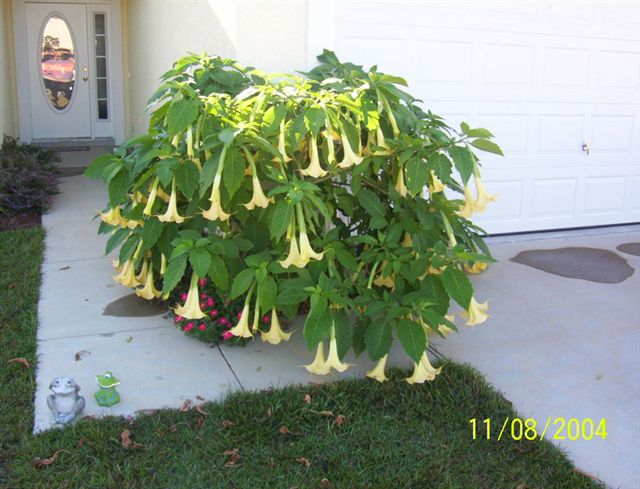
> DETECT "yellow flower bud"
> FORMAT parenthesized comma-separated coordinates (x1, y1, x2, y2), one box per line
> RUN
(202, 174, 231, 222)
(301, 135, 328, 178)
(244, 175, 274, 210)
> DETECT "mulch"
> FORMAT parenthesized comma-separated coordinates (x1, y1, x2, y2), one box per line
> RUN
(0, 213, 42, 232)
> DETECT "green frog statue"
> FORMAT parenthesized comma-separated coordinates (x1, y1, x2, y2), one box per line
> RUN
(94, 371, 121, 407)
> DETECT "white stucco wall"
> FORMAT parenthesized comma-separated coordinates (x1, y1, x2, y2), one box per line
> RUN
(123, 0, 307, 137)
(0, 0, 18, 139)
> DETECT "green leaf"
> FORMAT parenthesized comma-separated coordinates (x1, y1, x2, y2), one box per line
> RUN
(461, 122, 494, 138)
(303, 296, 331, 349)
(365, 321, 392, 361)
(162, 254, 188, 294)
(396, 319, 426, 363)
(85, 153, 120, 180)
(277, 283, 312, 305)
(223, 148, 246, 198)
(269, 201, 292, 241)
(199, 151, 219, 195)
(441, 268, 473, 309)
(427, 153, 452, 184)
(207, 255, 229, 291)
(448, 146, 474, 184)
(333, 310, 351, 360)
(167, 99, 199, 137)
(230, 268, 255, 299)
(334, 247, 357, 271)
(175, 160, 199, 198)
(305, 107, 325, 136)
(218, 127, 240, 145)
(118, 234, 140, 264)
(258, 276, 277, 312)
(156, 158, 179, 188)
(470, 138, 504, 156)
(141, 217, 163, 251)
(405, 158, 428, 196)
(420, 275, 449, 314)
(108, 169, 128, 206)
(358, 188, 387, 224)
(105, 228, 129, 256)
(189, 247, 211, 278)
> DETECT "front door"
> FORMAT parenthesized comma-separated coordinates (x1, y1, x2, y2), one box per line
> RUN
(26, 3, 92, 139)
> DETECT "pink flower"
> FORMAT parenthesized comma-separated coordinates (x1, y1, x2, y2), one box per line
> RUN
(175, 315, 183, 322)
(220, 317, 228, 325)
(198, 323, 206, 331)
(180, 293, 188, 301)
(222, 331, 233, 340)
(200, 293, 207, 299)
(198, 278, 207, 286)
(184, 322, 195, 332)
(206, 298, 214, 307)
(200, 302, 206, 309)
(262, 315, 270, 324)
(236, 312, 242, 320)
(210, 309, 218, 317)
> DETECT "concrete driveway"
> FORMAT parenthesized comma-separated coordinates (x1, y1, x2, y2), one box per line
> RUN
(34, 173, 639, 488)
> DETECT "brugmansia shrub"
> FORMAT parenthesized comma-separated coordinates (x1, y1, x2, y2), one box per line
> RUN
(86, 50, 502, 383)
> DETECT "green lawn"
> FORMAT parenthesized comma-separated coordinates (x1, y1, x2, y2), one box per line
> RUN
(1, 228, 602, 488)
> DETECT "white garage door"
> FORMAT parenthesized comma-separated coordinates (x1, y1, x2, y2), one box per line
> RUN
(309, 1, 640, 234)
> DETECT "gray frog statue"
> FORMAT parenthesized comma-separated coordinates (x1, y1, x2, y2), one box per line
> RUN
(47, 377, 86, 426)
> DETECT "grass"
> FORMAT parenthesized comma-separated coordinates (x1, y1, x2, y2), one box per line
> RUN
(1, 228, 602, 489)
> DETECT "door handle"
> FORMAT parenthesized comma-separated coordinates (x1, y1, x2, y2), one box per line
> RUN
(82, 66, 88, 82)
(582, 141, 590, 155)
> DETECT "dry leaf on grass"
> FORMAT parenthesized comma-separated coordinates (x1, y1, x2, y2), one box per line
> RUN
(195, 405, 209, 416)
(181, 400, 192, 411)
(196, 416, 206, 429)
(296, 457, 310, 467)
(303, 393, 312, 404)
(223, 448, 240, 467)
(168, 422, 190, 433)
(309, 409, 334, 417)
(279, 425, 291, 435)
(196, 395, 205, 401)
(58, 265, 70, 271)
(334, 415, 345, 426)
(74, 351, 90, 361)
(32, 449, 63, 468)
(76, 437, 89, 449)
(220, 420, 234, 429)
(320, 478, 330, 488)
(7, 357, 30, 368)
(120, 430, 143, 449)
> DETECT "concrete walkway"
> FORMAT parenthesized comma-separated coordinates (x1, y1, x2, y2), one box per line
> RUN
(35, 174, 639, 488)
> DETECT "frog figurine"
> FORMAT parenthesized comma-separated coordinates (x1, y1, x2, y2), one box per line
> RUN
(94, 371, 121, 407)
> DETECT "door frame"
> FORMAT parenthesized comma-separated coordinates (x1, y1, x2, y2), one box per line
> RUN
(12, 0, 125, 144)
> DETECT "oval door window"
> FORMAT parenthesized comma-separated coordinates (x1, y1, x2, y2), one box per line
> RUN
(40, 15, 76, 111)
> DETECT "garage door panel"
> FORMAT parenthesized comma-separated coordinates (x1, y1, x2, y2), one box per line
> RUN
(330, 1, 640, 233)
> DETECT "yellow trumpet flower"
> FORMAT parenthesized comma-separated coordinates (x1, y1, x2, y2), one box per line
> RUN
(229, 303, 253, 338)
(457, 184, 475, 219)
(405, 352, 442, 384)
(337, 131, 363, 168)
(473, 174, 497, 213)
(156, 187, 170, 203)
(298, 231, 324, 264)
(437, 314, 456, 337)
(305, 342, 330, 375)
(366, 354, 389, 383)
(324, 334, 351, 373)
(158, 180, 185, 224)
(463, 262, 488, 274)
(124, 218, 143, 229)
(395, 168, 408, 197)
(173, 274, 205, 320)
(100, 206, 124, 227)
(261, 309, 292, 345)
(429, 171, 444, 193)
(461, 297, 489, 326)
(143, 178, 159, 216)
(136, 263, 161, 300)
(324, 121, 337, 165)
(135, 259, 149, 284)
(113, 259, 140, 288)
(373, 126, 391, 155)
(401, 232, 412, 248)
(301, 135, 328, 178)
(244, 174, 274, 210)
(112, 259, 123, 273)
(202, 174, 231, 222)
(279, 235, 306, 268)
(277, 120, 292, 162)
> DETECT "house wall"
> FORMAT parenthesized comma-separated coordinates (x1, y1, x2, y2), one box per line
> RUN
(122, 0, 307, 137)
(0, 0, 19, 138)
